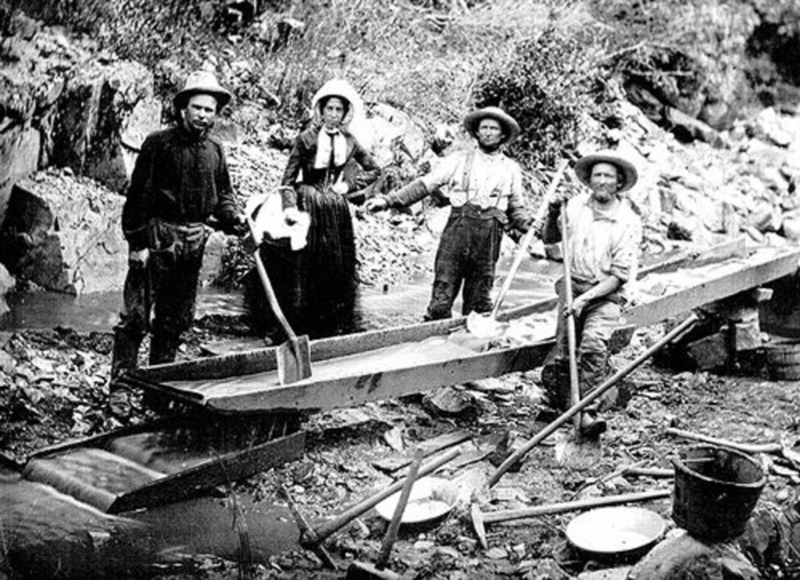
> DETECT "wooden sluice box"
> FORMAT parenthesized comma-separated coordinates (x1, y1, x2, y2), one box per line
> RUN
(40, 240, 790, 513)
(117, 242, 800, 416)
(21, 411, 304, 514)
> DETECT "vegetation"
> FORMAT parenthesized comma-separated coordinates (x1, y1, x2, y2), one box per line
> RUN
(14, 0, 800, 166)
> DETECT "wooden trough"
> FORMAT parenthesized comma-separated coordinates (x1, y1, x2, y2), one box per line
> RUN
(22, 412, 304, 514)
(119, 242, 800, 415)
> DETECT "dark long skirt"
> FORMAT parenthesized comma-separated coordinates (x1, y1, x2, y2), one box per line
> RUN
(297, 185, 360, 338)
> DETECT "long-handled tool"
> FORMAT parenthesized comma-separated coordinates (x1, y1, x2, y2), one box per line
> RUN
(467, 161, 569, 339)
(559, 196, 582, 435)
(245, 214, 312, 384)
(346, 449, 425, 580)
(488, 312, 700, 487)
(470, 489, 670, 549)
(282, 448, 460, 569)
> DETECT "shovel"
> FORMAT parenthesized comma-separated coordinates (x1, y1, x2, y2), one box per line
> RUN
(245, 214, 312, 384)
(466, 160, 569, 339)
(559, 203, 582, 434)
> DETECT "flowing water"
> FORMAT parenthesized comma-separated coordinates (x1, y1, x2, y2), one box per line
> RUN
(0, 254, 558, 333)
(1, 253, 560, 577)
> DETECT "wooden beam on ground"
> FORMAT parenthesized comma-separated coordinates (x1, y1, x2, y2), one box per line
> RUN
(372, 430, 472, 473)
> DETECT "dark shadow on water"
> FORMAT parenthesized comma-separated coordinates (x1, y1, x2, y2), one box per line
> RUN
(0, 289, 248, 333)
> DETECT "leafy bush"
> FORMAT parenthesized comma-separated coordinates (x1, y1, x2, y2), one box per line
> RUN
(473, 27, 605, 169)
(744, 0, 800, 104)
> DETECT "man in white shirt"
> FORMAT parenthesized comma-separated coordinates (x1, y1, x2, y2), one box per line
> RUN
(367, 107, 532, 320)
(540, 150, 643, 438)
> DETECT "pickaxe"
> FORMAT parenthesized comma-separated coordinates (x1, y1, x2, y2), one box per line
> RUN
(281, 448, 460, 569)
(488, 311, 701, 487)
(470, 489, 671, 549)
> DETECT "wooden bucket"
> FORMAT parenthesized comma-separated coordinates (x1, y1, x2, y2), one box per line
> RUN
(764, 341, 800, 380)
(672, 445, 765, 541)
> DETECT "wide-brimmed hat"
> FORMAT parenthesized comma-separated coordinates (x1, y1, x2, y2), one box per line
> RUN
(464, 107, 521, 144)
(311, 78, 360, 127)
(173, 70, 233, 111)
(574, 150, 638, 193)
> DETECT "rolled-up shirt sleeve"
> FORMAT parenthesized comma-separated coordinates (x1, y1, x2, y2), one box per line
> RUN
(505, 163, 532, 232)
(419, 154, 461, 196)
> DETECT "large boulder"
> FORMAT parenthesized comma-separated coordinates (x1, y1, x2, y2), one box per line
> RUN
(0, 170, 127, 294)
(52, 59, 160, 192)
(0, 11, 76, 229)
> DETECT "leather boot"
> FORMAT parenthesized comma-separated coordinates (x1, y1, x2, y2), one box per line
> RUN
(110, 330, 143, 388)
(145, 332, 180, 413)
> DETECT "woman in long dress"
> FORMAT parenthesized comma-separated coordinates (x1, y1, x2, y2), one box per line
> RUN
(276, 78, 380, 338)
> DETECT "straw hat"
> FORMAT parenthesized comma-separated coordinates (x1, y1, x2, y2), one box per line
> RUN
(463, 107, 521, 144)
(311, 78, 361, 127)
(173, 70, 233, 111)
(574, 150, 638, 193)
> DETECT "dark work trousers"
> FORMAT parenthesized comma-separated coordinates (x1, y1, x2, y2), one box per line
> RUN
(425, 203, 503, 321)
(540, 277, 621, 413)
(111, 222, 207, 380)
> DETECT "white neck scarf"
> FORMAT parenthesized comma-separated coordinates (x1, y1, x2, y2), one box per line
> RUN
(314, 128, 347, 169)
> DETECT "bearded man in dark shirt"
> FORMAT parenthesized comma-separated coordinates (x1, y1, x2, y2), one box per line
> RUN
(111, 70, 243, 387)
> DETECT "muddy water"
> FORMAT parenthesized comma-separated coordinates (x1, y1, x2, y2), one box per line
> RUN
(0, 255, 559, 333)
(2, 473, 300, 578)
(0, 288, 249, 332)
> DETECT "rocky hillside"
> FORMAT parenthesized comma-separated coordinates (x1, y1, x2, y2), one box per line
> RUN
(1, 0, 800, 308)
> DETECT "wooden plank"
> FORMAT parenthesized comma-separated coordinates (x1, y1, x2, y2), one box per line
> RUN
(199, 340, 554, 414)
(625, 247, 800, 327)
(132, 317, 465, 383)
(108, 430, 305, 514)
(372, 430, 472, 473)
(28, 417, 184, 460)
(499, 237, 747, 322)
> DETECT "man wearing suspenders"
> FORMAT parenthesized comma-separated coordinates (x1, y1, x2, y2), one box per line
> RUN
(367, 107, 532, 320)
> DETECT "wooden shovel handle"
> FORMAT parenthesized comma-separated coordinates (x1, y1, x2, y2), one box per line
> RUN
(488, 312, 700, 487)
(490, 160, 569, 319)
(560, 206, 581, 432)
(376, 449, 424, 569)
(313, 448, 460, 543)
(483, 489, 671, 524)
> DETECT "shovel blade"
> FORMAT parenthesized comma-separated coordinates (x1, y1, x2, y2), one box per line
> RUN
(276, 335, 312, 384)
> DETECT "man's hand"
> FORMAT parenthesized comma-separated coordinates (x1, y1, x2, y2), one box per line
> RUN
(567, 295, 588, 318)
(365, 196, 389, 212)
(129, 248, 149, 265)
(331, 181, 349, 195)
(226, 213, 248, 236)
(548, 190, 569, 214)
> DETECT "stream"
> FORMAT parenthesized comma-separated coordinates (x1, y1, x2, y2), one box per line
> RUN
(0, 254, 561, 333)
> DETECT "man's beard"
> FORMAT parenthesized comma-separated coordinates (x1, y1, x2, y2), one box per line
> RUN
(183, 115, 212, 136)
(592, 188, 615, 204)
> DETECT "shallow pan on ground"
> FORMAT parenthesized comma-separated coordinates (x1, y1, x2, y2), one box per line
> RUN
(565, 506, 666, 557)
(374, 477, 459, 525)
